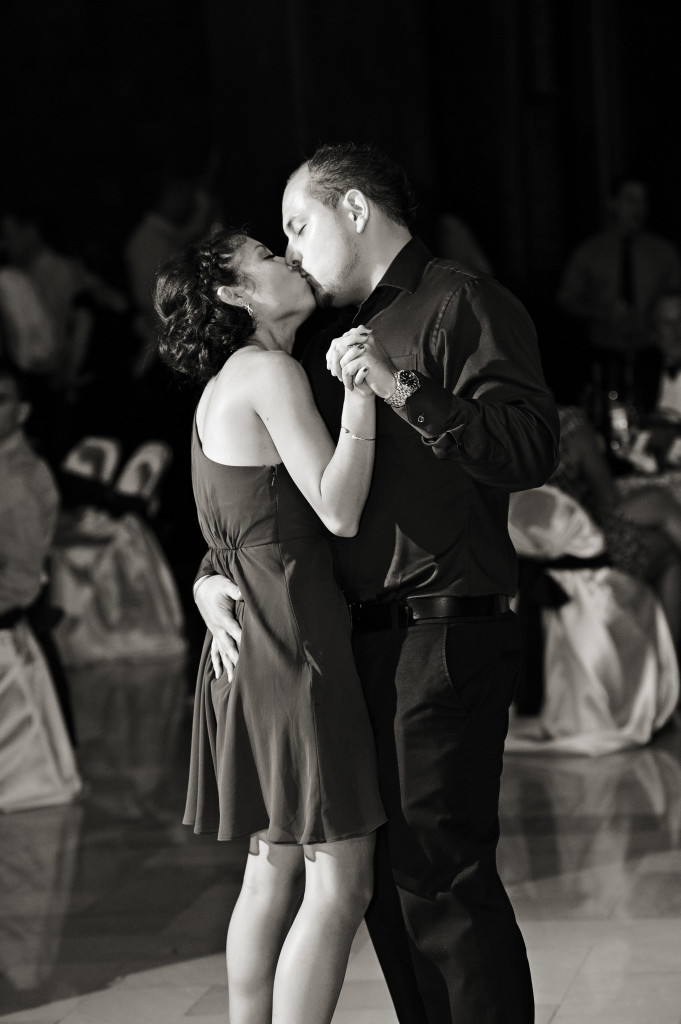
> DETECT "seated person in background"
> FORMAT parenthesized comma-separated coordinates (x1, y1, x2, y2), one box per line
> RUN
(0, 264, 55, 373)
(552, 403, 681, 649)
(1, 204, 125, 389)
(651, 290, 681, 418)
(1, 204, 83, 382)
(557, 176, 681, 407)
(0, 358, 78, 739)
(124, 171, 215, 377)
(0, 359, 81, 807)
(0, 360, 59, 621)
(1, 203, 127, 461)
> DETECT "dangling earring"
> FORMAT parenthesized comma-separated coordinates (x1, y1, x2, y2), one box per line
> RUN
(244, 303, 254, 318)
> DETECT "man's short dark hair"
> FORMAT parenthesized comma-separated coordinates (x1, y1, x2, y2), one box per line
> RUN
(301, 142, 418, 229)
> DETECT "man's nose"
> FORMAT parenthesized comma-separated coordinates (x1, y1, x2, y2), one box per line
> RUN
(285, 243, 300, 270)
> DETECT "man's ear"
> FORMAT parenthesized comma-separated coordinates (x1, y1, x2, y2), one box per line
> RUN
(216, 284, 241, 306)
(341, 189, 370, 233)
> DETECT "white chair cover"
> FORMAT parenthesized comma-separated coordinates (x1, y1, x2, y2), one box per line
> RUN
(0, 621, 82, 812)
(506, 485, 680, 756)
(507, 483, 606, 560)
(114, 441, 173, 501)
(61, 436, 122, 485)
(50, 509, 187, 667)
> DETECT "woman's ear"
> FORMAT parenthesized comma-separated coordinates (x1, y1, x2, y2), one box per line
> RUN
(216, 284, 240, 306)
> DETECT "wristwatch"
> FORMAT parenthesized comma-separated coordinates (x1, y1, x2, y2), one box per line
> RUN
(384, 369, 421, 408)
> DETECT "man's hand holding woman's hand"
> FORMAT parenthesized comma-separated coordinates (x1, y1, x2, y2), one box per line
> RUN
(194, 575, 243, 681)
(326, 326, 397, 399)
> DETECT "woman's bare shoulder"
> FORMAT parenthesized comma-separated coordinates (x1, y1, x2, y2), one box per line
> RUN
(210, 347, 303, 395)
(240, 348, 309, 394)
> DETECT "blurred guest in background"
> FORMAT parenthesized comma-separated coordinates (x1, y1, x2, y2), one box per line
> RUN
(0, 262, 56, 394)
(1, 203, 127, 461)
(0, 359, 77, 738)
(124, 171, 216, 378)
(0, 360, 58, 620)
(557, 176, 681, 411)
(551, 402, 681, 649)
(0, 359, 81, 807)
(123, 172, 219, 654)
(1, 205, 124, 389)
(651, 289, 681, 418)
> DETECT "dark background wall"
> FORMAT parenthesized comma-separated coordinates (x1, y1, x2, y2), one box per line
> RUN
(1, 0, 679, 343)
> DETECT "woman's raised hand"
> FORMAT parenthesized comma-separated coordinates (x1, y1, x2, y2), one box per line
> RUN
(326, 326, 374, 396)
(326, 325, 397, 400)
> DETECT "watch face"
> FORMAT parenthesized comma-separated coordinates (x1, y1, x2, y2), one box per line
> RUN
(397, 370, 418, 385)
(386, 368, 420, 407)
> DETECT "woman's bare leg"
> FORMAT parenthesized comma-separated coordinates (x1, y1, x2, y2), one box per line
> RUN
(272, 832, 375, 1024)
(226, 833, 305, 1024)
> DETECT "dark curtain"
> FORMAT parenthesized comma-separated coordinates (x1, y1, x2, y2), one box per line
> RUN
(1, 0, 678, 305)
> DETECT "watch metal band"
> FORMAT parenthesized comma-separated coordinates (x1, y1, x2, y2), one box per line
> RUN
(385, 369, 421, 408)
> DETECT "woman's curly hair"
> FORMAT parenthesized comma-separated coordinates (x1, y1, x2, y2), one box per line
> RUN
(154, 228, 255, 382)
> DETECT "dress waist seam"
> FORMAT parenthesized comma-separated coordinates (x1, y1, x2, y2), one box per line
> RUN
(210, 533, 324, 553)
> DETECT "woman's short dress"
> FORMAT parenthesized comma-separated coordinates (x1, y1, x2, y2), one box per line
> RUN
(183, 421, 386, 844)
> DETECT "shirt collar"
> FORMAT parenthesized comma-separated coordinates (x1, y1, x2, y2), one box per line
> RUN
(373, 236, 432, 295)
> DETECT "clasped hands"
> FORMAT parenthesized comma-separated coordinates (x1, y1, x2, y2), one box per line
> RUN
(326, 325, 397, 400)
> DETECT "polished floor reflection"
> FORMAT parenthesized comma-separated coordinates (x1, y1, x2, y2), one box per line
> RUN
(1, 659, 680, 1023)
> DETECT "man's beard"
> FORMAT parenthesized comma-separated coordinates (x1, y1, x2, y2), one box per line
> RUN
(311, 283, 334, 309)
(310, 245, 361, 309)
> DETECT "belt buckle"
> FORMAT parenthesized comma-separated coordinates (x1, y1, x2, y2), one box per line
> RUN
(394, 602, 413, 628)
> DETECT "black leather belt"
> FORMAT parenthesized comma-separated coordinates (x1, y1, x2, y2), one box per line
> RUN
(348, 594, 510, 632)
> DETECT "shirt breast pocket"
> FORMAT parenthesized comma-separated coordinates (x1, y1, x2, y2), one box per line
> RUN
(390, 353, 418, 371)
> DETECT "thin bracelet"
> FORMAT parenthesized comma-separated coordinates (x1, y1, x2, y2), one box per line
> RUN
(340, 424, 376, 442)
(193, 575, 211, 601)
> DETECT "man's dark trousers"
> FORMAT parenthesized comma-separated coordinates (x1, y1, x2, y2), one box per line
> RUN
(353, 611, 534, 1024)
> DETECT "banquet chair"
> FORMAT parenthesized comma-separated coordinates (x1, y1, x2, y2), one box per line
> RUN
(51, 439, 185, 668)
(506, 484, 679, 755)
(61, 436, 122, 486)
(112, 440, 173, 518)
(0, 613, 82, 812)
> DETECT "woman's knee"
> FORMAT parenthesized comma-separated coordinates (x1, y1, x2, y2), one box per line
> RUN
(241, 838, 305, 903)
(344, 861, 375, 916)
(328, 870, 374, 922)
(304, 837, 375, 919)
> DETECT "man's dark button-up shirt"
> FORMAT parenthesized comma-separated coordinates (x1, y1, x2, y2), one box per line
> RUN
(302, 238, 559, 603)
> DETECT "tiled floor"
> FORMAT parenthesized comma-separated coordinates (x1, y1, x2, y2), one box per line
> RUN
(1, 657, 681, 1023)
